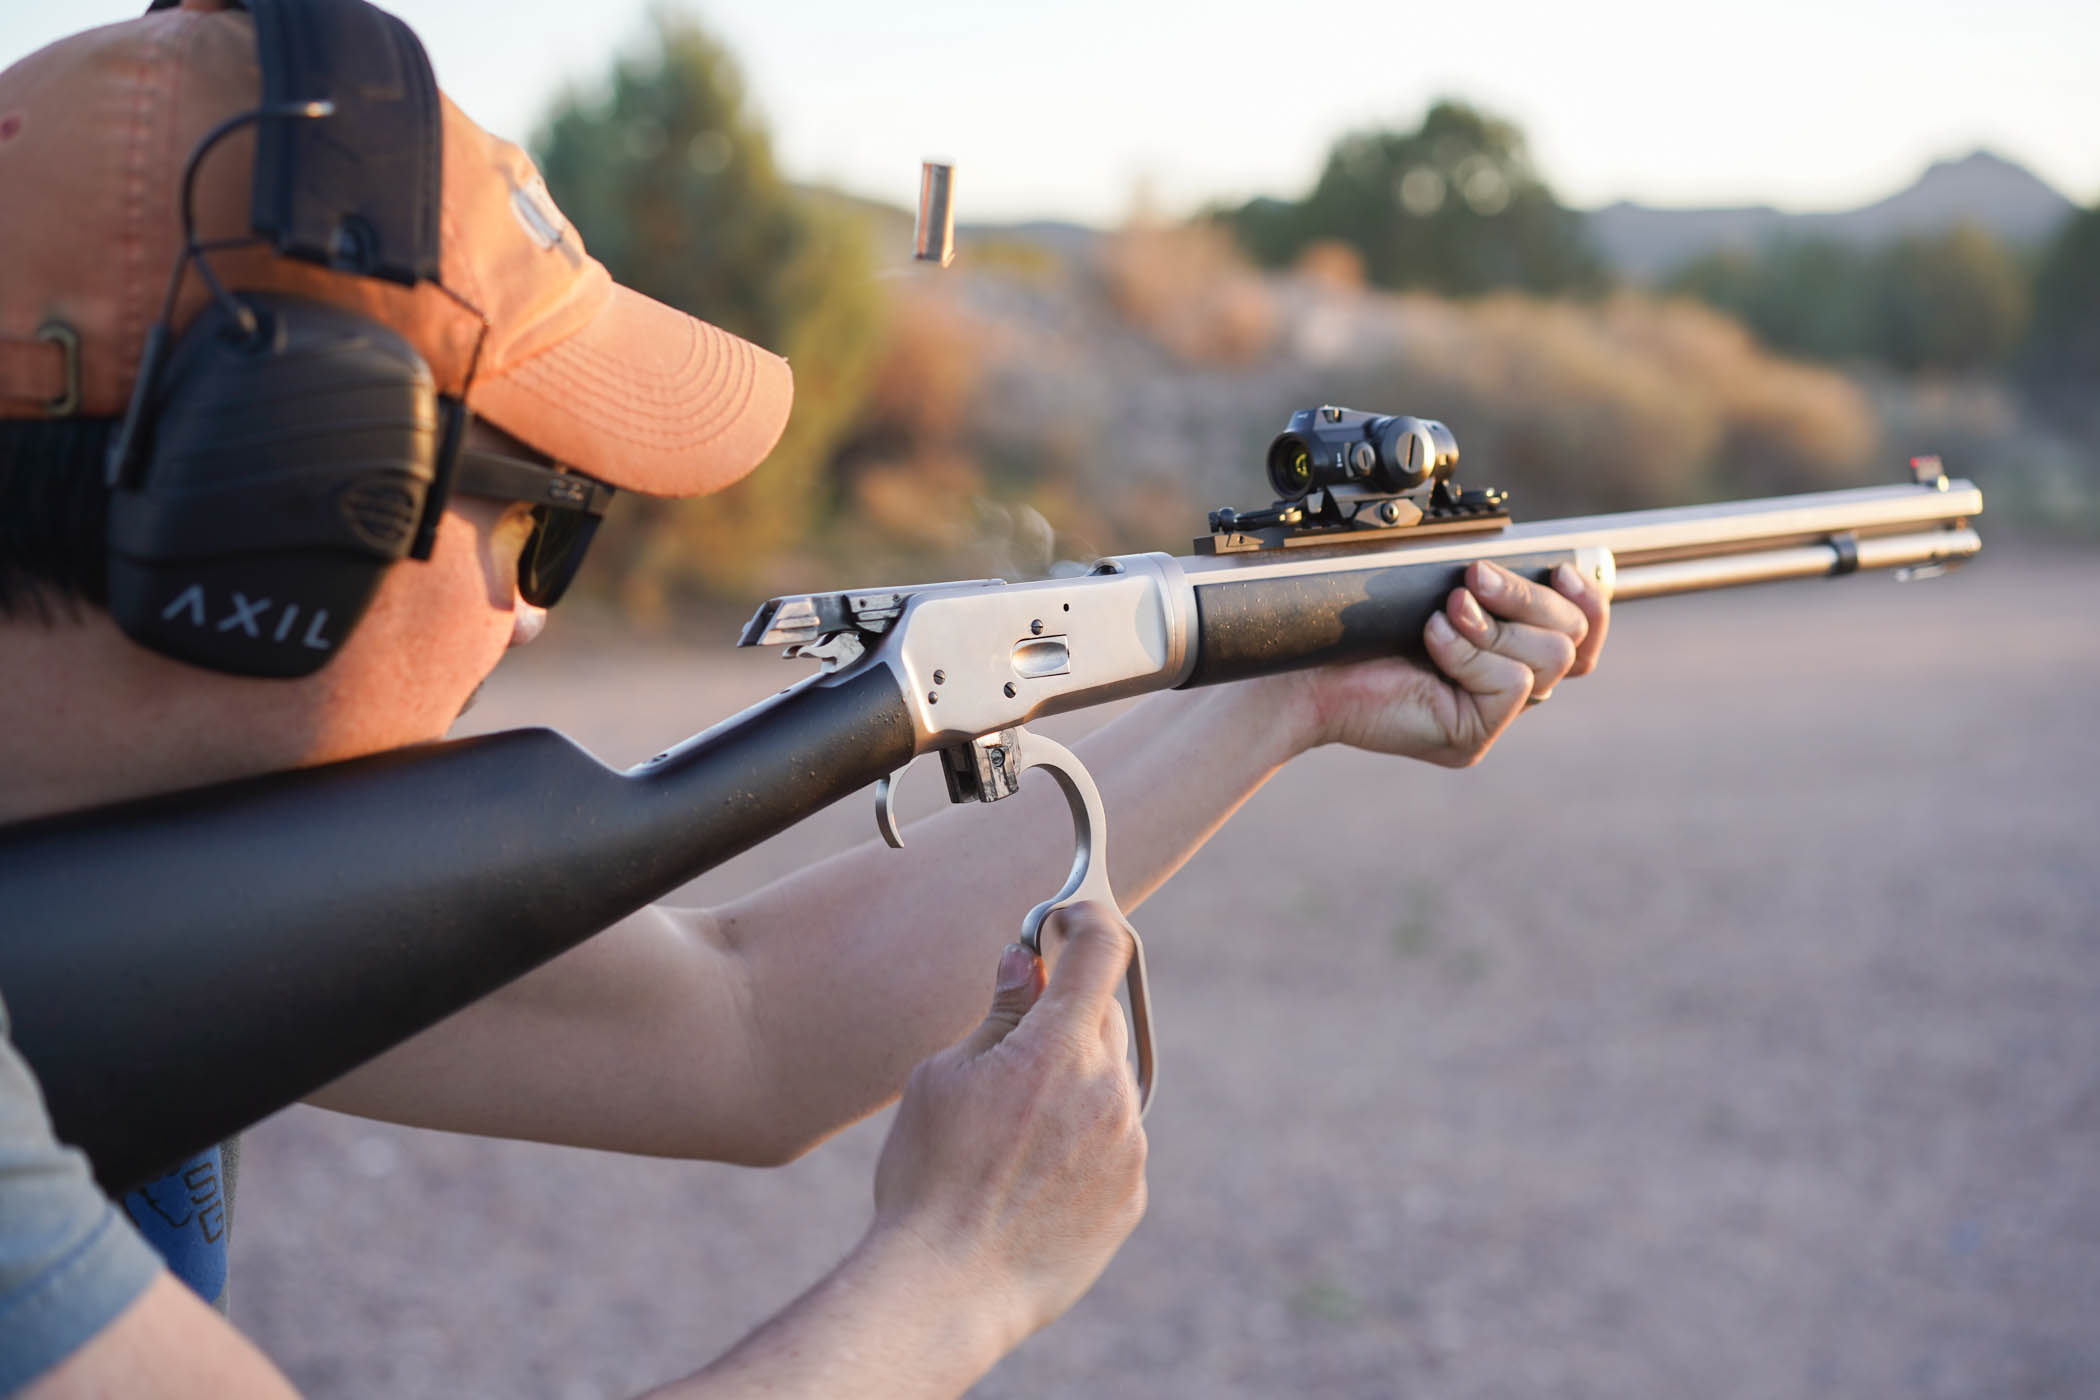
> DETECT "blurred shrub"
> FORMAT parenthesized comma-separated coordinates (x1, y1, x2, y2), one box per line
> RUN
(1669, 224, 2031, 375)
(822, 282, 994, 566)
(535, 14, 881, 612)
(856, 285, 993, 446)
(848, 451, 985, 552)
(1595, 295, 1880, 493)
(1318, 290, 1877, 513)
(1220, 101, 1603, 297)
(1293, 239, 1368, 292)
(1862, 370, 2100, 538)
(1096, 221, 1277, 366)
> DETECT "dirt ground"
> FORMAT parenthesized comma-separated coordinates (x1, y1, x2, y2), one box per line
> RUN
(229, 551, 2100, 1400)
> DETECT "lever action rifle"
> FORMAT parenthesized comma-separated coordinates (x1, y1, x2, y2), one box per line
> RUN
(0, 407, 1982, 1192)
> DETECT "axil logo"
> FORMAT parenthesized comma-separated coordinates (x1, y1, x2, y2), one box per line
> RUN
(158, 584, 335, 650)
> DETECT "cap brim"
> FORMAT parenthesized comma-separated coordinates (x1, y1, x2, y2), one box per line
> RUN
(469, 280, 793, 498)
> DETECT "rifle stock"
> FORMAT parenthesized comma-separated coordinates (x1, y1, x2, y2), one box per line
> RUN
(0, 667, 914, 1192)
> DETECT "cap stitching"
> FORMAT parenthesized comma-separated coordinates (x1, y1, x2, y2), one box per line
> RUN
(432, 199, 490, 394)
(489, 298, 708, 397)
(494, 317, 707, 409)
(498, 348, 759, 449)
(501, 366, 753, 448)
(505, 338, 747, 439)
(119, 17, 180, 380)
(439, 201, 487, 321)
(545, 322, 736, 423)
(550, 316, 720, 387)
(513, 317, 752, 433)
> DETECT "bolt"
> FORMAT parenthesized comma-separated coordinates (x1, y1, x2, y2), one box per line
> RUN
(1004, 682, 1017, 698)
(927, 691, 939, 704)
(933, 669, 946, 685)
(1030, 619, 1044, 635)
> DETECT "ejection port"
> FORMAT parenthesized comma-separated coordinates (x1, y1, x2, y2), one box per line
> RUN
(1011, 635, 1072, 679)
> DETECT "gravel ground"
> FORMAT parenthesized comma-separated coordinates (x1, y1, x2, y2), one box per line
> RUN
(231, 551, 2100, 1399)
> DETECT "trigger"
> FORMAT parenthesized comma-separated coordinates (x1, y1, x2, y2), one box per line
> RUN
(876, 773, 905, 849)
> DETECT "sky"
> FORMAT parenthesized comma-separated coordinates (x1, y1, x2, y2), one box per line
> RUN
(7, 0, 2096, 226)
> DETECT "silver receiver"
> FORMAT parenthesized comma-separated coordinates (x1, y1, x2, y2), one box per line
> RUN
(749, 552, 1194, 1117)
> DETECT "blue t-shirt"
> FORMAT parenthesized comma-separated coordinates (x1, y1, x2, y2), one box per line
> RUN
(122, 1146, 230, 1308)
(0, 993, 163, 1394)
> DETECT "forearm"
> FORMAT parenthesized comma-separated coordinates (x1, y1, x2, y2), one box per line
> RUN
(649, 1229, 1011, 1400)
(309, 673, 1318, 1161)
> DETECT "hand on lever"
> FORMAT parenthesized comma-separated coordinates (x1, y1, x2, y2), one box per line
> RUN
(868, 904, 1148, 1349)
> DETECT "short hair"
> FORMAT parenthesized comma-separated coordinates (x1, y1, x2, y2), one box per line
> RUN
(0, 418, 115, 620)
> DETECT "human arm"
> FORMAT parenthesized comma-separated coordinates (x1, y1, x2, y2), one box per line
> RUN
(651, 911, 1146, 1398)
(25, 916, 1144, 1400)
(312, 561, 1605, 1161)
(18, 1275, 300, 1400)
(0, 1001, 293, 1400)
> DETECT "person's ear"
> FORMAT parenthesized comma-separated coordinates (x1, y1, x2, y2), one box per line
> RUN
(509, 600, 547, 648)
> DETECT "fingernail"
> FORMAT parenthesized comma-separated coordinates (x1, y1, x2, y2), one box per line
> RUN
(1554, 561, 1585, 596)
(1427, 611, 1456, 644)
(996, 943, 1036, 991)
(1472, 562, 1503, 598)
(1455, 590, 1486, 630)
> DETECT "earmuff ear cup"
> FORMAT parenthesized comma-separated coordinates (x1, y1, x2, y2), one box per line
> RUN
(107, 551, 394, 677)
(106, 293, 440, 678)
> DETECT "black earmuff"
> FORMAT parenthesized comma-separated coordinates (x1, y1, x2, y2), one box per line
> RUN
(108, 0, 449, 679)
(105, 294, 440, 676)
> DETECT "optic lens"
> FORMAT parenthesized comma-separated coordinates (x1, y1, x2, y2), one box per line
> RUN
(1267, 436, 1316, 499)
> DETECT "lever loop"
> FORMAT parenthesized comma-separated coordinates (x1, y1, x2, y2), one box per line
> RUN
(1010, 728, 1156, 1117)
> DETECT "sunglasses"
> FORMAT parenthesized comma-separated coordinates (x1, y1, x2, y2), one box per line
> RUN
(450, 448, 616, 608)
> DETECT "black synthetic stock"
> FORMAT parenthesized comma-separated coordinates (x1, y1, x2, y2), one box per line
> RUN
(0, 665, 913, 1193)
(1183, 550, 1576, 687)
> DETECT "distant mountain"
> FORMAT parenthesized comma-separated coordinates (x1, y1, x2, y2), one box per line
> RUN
(1589, 151, 2078, 280)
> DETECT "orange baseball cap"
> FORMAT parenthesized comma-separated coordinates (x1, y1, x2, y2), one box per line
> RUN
(0, 0, 793, 498)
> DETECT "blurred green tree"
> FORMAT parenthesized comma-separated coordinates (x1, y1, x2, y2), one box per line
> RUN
(535, 14, 881, 607)
(1218, 101, 1603, 296)
(1870, 225, 2030, 373)
(2018, 205, 2100, 438)
(1669, 225, 2030, 375)
(1669, 240, 1874, 362)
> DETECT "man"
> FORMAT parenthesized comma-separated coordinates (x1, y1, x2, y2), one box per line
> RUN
(0, 3, 1609, 1396)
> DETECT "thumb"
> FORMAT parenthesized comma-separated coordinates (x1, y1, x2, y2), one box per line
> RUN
(954, 942, 1046, 1059)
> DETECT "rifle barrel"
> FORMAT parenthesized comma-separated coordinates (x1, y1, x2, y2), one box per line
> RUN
(1179, 480, 1979, 686)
